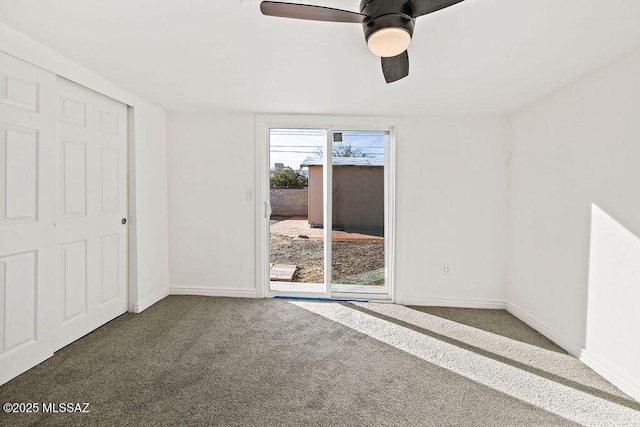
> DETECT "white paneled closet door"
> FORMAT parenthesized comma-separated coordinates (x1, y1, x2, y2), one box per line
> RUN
(0, 52, 57, 384)
(54, 78, 128, 350)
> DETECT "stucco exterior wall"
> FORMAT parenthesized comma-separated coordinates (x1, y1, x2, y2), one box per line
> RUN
(307, 165, 384, 230)
(308, 166, 323, 227)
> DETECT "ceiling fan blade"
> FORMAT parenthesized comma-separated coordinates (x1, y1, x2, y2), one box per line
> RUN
(260, 1, 366, 23)
(411, 0, 466, 17)
(381, 51, 409, 83)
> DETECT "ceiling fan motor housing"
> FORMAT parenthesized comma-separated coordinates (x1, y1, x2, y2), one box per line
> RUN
(360, 0, 416, 42)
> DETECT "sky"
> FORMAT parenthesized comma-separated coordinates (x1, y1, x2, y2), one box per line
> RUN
(269, 129, 387, 170)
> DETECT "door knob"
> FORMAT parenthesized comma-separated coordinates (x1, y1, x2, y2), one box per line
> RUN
(121, 218, 127, 225)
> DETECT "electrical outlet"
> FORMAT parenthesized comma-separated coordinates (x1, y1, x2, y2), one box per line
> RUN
(245, 189, 254, 202)
(444, 264, 452, 277)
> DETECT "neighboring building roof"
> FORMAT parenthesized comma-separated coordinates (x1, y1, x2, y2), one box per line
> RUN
(300, 156, 384, 168)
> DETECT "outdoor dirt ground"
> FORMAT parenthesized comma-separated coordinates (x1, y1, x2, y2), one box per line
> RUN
(270, 217, 384, 286)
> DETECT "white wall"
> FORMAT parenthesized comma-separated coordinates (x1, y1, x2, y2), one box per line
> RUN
(130, 104, 171, 310)
(0, 23, 171, 312)
(508, 47, 640, 399)
(396, 117, 508, 306)
(167, 114, 508, 304)
(168, 114, 257, 296)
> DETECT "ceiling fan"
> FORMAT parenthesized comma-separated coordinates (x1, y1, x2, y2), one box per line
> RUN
(260, 0, 467, 83)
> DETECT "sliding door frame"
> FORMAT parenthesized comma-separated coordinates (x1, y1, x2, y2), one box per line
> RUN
(255, 115, 399, 301)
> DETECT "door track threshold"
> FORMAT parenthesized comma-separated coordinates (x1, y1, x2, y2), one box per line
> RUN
(273, 296, 369, 303)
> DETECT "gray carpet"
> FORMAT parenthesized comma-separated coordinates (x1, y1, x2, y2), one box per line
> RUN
(0, 296, 638, 426)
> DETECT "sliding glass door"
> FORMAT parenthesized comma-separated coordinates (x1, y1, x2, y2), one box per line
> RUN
(268, 128, 327, 294)
(264, 123, 392, 299)
(330, 130, 388, 295)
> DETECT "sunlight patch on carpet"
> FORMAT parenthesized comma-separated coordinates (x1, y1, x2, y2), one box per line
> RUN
(354, 303, 631, 400)
(290, 301, 640, 427)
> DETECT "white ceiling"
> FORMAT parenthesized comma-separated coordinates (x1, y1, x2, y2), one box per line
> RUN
(1, 0, 640, 115)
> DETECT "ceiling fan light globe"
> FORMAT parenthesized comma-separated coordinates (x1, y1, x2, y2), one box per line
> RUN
(367, 27, 411, 57)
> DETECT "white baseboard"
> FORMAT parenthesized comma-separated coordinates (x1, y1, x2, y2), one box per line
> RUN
(505, 302, 583, 357)
(580, 350, 640, 403)
(170, 286, 257, 299)
(401, 296, 507, 310)
(131, 288, 170, 313)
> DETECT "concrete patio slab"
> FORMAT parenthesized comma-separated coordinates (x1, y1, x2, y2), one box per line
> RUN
(270, 263, 297, 282)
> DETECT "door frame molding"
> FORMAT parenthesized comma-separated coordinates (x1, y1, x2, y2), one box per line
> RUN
(254, 114, 400, 302)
